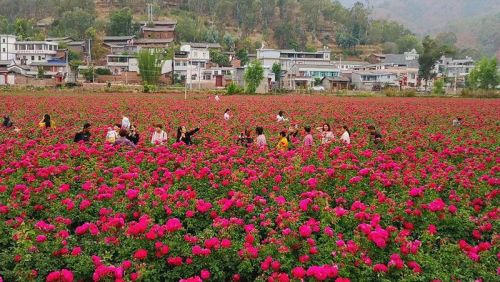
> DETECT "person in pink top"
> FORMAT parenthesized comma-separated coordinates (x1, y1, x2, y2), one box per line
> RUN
(303, 126, 313, 147)
(255, 126, 267, 147)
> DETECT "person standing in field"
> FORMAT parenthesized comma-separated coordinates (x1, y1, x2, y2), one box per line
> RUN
(368, 125, 383, 147)
(151, 124, 168, 145)
(176, 126, 200, 145)
(127, 124, 140, 145)
(276, 131, 289, 151)
(276, 111, 288, 122)
(224, 109, 230, 121)
(303, 126, 314, 147)
(317, 123, 335, 144)
(452, 117, 462, 127)
(74, 123, 91, 143)
(121, 116, 131, 131)
(340, 125, 351, 145)
(39, 114, 54, 128)
(255, 126, 267, 147)
(3, 115, 13, 128)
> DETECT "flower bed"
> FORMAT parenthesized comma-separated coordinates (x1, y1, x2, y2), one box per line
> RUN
(0, 93, 498, 281)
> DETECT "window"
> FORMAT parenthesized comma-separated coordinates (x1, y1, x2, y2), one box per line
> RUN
(31, 56, 35, 61)
(175, 62, 180, 66)
(38, 56, 42, 60)
(2, 39, 5, 43)
(203, 73, 211, 80)
(2, 48, 4, 52)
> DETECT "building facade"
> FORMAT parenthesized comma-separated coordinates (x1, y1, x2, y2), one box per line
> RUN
(0, 35, 16, 61)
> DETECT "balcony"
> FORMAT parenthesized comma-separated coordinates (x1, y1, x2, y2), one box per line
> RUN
(15, 50, 57, 55)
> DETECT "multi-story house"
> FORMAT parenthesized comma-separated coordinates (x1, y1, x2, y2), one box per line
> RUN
(435, 56, 474, 78)
(0, 34, 17, 62)
(257, 48, 332, 72)
(139, 20, 177, 41)
(14, 41, 60, 66)
(351, 71, 399, 90)
(173, 43, 212, 83)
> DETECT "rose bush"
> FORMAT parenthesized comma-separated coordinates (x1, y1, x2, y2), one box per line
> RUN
(0, 93, 498, 281)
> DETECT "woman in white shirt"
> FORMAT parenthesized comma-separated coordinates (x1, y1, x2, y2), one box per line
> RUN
(121, 116, 131, 130)
(276, 111, 288, 122)
(340, 125, 351, 145)
(316, 123, 335, 145)
(151, 124, 168, 145)
(224, 109, 230, 121)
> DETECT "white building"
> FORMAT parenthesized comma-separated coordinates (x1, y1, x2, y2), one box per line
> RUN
(351, 71, 399, 90)
(285, 63, 341, 90)
(436, 56, 474, 78)
(173, 43, 211, 83)
(257, 48, 332, 71)
(107, 54, 139, 75)
(0, 35, 16, 62)
(15, 41, 59, 65)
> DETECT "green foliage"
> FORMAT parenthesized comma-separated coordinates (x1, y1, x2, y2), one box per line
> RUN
(82, 67, 96, 82)
(381, 42, 399, 54)
(226, 82, 244, 95)
(14, 18, 40, 40)
(368, 19, 413, 45)
(175, 16, 206, 42)
(210, 50, 231, 67)
(108, 7, 134, 36)
(433, 78, 446, 95)
(467, 57, 499, 90)
(95, 68, 112, 76)
(244, 60, 264, 94)
(336, 32, 359, 50)
(235, 49, 249, 66)
(419, 36, 452, 90)
(51, 8, 95, 40)
(37, 67, 45, 79)
(137, 49, 163, 86)
(396, 34, 422, 53)
(272, 62, 281, 82)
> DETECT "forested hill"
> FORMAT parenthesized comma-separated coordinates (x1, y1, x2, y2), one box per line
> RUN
(0, 0, 496, 58)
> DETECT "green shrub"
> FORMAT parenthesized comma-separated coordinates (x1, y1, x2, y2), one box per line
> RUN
(226, 83, 244, 95)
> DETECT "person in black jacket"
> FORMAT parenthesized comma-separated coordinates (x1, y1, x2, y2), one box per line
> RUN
(176, 126, 199, 145)
(3, 115, 13, 128)
(127, 124, 140, 145)
(74, 123, 91, 143)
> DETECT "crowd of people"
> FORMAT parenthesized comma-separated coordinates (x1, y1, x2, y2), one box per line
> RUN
(3, 108, 466, 151)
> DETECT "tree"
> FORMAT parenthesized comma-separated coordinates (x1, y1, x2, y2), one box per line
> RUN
(272, 62, 282, 88)
(467, 58, 498, 90)
(336, 32, 358, 50)
(137, 49, 163, 86)
(109, 8, 134, 36)
(433, 78, 445, 95)
(396, 34, 422, 53)
(210, 50, 230, 67)
(85, 27, 107, 62)
(419, 36, 448, 92)
(53, 8, 95, 39)
(347, 2, 369, 45)
(235, 49, 249, 66)
(244, 60, 264, 94)
(14, 18, 38, 40)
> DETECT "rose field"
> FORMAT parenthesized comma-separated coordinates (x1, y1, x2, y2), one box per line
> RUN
(0, 92, 498, 282)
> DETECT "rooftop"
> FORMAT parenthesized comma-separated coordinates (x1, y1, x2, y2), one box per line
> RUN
(138, 20, 177, 26)
(143, 27, 175, 32)
(182, 42, 222, 49)
(136, 38, 174, 44)
(104, 36, 136, 41)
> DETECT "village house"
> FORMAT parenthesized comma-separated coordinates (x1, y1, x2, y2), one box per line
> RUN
(139, 20, 177, 41)
(435, 56, 474, 78)
(257, 48, 332, 72)
(173, 43, 212, 83)
(320, 76, 351, 91)
(351, 71, 399, 90)
(284, 63, 342, 90)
